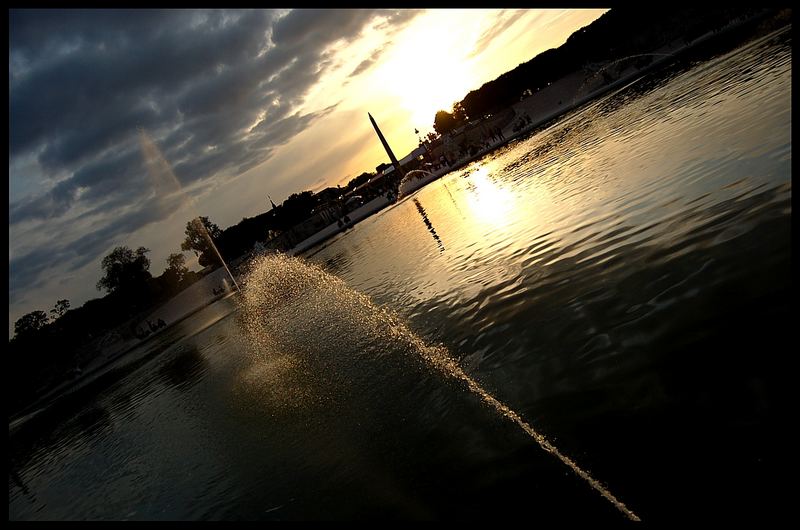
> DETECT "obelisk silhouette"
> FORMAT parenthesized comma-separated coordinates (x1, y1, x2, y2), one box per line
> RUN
(369, 112, 405, 179)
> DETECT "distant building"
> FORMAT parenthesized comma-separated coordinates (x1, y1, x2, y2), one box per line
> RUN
(379, 146, 428, 178)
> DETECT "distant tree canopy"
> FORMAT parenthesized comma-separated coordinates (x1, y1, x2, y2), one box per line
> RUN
(346, 172, 374, 191)
(167, 252, 187, 272)
(316, 185, 344, 204)
(14, 310, 49, 339)
(96, 246, 152, 294)
(274, 191, 318, 229)
(452, 101, 467, 122)
(433, 109, 459, 136)
(443, 7, 770, 127)
(50, 299, 70, 319)
(181, 216, 223, 268)
(163, 252, 188, 285)
(433, 100, 470, 135)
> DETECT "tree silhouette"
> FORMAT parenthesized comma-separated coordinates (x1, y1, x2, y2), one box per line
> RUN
(274, 191, 318, 229)
(433, 110, 458, 135)
(452, 101, 468, 122)
(50, 299, 70, 319)
(14, 310, 49, 339)
(181, 217, 222, 268)
(96, 246, 152, 294)
(167, 252, 188, 278)
(163, 252, 189, 287)
(346, 172, 374, 190)
(444, 7, 769, 127)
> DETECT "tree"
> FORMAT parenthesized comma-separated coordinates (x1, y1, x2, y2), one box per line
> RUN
(163, 252, 188, 285)
(274, 191, 318, 229)
(96, 246, 152, 294)
(434, 101, 468, 136)
(14, 310, 49, 339)
(433, 110, 458, 135)
(181, 216, 222, 268)
(167, 252, 188, 277)
(50, 299, 70, 319)
(346, 172, 374, 190)
(452, 101, 468, 122)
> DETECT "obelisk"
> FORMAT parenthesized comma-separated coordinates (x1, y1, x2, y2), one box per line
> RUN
(369, 112, 405, 178)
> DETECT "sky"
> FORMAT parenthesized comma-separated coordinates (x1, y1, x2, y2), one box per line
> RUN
(9, 8, 608, 338)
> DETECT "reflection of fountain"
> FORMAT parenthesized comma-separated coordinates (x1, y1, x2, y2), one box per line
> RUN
(139, 130, 240, 293)
(412, 199, 444, 253)
(397, 169, 437, 199)
(239, 254, 640, 521)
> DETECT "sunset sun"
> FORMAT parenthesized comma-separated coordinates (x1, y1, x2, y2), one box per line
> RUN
(370, 12, 481, 129)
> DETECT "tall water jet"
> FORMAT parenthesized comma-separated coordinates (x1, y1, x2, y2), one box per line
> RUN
(397, 169, 436, 200)
(238, 253, 641, 522)
(138, 129, 240, 293)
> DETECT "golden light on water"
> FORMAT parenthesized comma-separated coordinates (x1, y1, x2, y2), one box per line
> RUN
(462, 166, 517, 228)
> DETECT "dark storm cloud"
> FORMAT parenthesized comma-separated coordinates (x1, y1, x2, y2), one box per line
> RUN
(10, 9, 274, 160)
(9, 9, 424, 303)
(10, 189, 188, 304)
(10, 146, 144, 224)
(10, 8, 421, 202)
(36, 102, 165, 171)
(271, 9, 377, 47)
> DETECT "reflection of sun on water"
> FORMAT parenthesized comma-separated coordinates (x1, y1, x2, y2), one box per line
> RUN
(463, 166, 516, 228)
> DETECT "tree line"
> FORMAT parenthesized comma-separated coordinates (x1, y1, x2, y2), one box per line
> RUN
(430, 7, 773, 135)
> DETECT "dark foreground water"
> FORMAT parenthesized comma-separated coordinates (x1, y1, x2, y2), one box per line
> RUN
(9, 28, 791, 522)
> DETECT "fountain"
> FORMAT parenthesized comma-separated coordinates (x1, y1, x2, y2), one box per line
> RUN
(238, 253, 641, 521)
(139, 129, 240, 294)
(397, 169, 437, 200)
(136, 125, 640, 521)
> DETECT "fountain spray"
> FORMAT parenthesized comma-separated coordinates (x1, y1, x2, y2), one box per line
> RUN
(138, 129, 240, 294)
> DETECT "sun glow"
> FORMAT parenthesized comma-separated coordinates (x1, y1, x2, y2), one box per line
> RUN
(370, 12, 484, 129)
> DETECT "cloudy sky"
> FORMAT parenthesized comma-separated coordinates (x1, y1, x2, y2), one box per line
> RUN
(9, 8, 607, 337)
